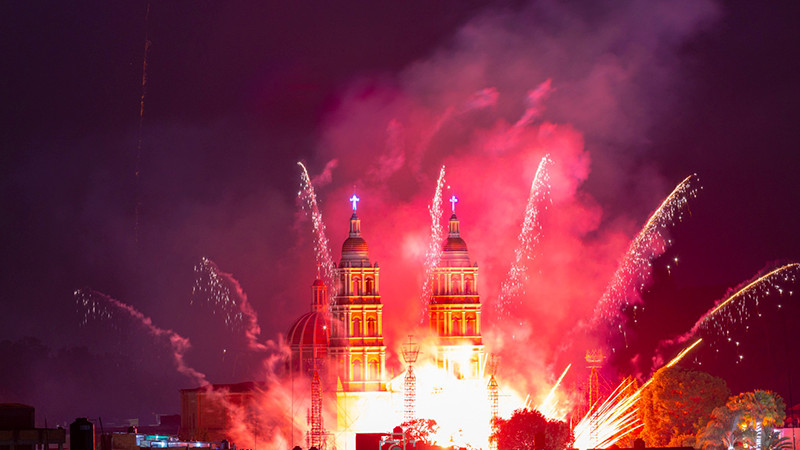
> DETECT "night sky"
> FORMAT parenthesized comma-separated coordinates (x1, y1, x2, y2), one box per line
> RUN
(2, 0, 799, 427)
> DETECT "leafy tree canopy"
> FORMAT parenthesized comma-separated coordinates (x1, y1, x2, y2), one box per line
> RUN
(491, 408, 573, 450)
(399, 418, 439, 444)
(696, 390, 787, 450)
(639, 366, 729, 447)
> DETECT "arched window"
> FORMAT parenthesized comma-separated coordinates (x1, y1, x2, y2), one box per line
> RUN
(368, 359, 380, 380)
(437, 313, 445, 334)
(352, 359, 363, 381)
(465, 276, 474, 294)
(438, 274, 446, 295)
(352, 318, 362, 337)
(365, 277, 374, 294)
(367, 317, 376, 336)
(340, 274, 346, 295)
(452, 317, 461, 336)
(352, 277, 362, 295)
(466, 316, 476, 335)
(451, 275, 461, 294)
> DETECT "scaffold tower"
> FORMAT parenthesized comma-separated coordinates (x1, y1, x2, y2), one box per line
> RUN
(487, 355, 500, 450)
(401, 336, 420, 422)
(586, 349, 604, 411)
(307, 359, 326, 449)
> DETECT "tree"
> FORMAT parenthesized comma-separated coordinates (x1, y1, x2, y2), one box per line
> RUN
(696, 405, 742, 450)
(639, 366, 729, 447)
(491, 408, 573, 450)
(728, 391, 786, 450)
(697, 390, 787, 450)
(399, 418, 439, 444)
(750, 427, 792, 450)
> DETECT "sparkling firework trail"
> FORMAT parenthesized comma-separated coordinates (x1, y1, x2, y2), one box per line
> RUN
(193, 257, 243, 328)
(496, 155, 552, 317)
(573, 339, 702, 449)
(75, 288, 207, 385)
(593, 174, 700, 330)
(420, 165, 446, 322)
(297, 162, 337, 304)
(193, 257, 269, 352)
(654, 264, 798, 366)
(535, 363, 571, 420)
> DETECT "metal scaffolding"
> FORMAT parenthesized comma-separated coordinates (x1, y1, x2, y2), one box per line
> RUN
(307, 359, 326, 449)
(401, 336, 420, 422)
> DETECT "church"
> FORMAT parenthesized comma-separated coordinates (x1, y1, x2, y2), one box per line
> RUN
(286, 195, 487, 449)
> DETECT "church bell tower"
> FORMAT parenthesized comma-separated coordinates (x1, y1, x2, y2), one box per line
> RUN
(429, 195, 485, 379)
(328, 195, 387, 392)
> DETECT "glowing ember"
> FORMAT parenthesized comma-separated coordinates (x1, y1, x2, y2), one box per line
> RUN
(497, 155, 552, 317)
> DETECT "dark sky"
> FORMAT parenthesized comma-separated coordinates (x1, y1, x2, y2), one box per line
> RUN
(2, 0, 799, 427)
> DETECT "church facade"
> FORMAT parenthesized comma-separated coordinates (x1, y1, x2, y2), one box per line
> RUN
(286, 196, 485, 449)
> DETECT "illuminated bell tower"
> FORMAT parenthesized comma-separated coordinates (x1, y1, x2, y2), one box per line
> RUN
(429, 195, 485, 379)
(329, 195, 387, 392)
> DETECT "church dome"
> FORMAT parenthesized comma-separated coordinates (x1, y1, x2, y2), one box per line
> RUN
(340, 212, 371, 266)
(287, 311, 330, 347)
(444, 236, 468, 252)
(342, 236, 369, 254)
(441, 213, 471, 266)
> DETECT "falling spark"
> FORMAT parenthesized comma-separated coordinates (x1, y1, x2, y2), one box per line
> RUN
(497, 155, 552, 317)
(593, 174, 700, 330)
(420, 165, 446, 322)
(193, 257, 269, 352)
(298, 162, 337, 302)
(75, 288, 207, 385)
(535, 363, 571, 420)
(574, 339, 702, 449)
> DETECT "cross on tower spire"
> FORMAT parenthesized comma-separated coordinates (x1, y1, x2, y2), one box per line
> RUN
(449, 194, 458, 213)
(349, 194, 360, 211)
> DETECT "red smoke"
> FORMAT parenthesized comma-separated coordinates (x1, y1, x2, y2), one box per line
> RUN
(292, 0, 718, 399)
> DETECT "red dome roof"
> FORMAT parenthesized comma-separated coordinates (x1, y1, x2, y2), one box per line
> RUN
(342, 236, 369, 254)
(287, 311, 330, 347)
(444, 236, 468, 252)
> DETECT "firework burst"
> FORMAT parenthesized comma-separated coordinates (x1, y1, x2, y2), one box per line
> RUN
(496, 155, 552, 317)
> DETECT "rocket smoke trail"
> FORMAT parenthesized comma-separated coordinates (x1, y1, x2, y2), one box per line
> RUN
(134, 2, 151, 244)
(593, 174, 700, 331)
(297, 162, 337, 305)
(75, 288, 207, 386)
(420, 165, 446, 322)
(496, 155, 552, 317)
(193, 257, 270, 353)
